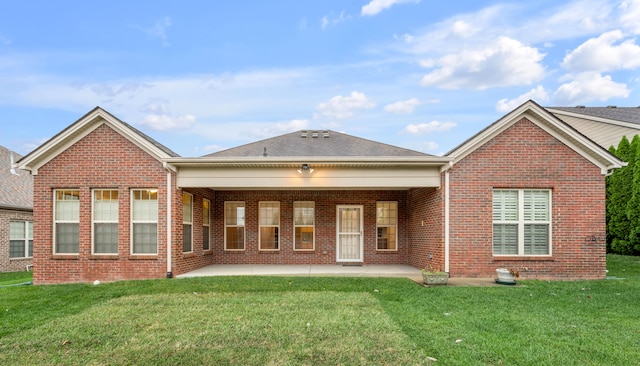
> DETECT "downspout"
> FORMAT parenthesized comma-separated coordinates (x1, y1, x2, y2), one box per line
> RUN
(163, 162, 176, 278)
(444, 169, 450, 273)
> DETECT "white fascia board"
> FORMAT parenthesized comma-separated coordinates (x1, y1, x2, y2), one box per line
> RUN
(165, 156, 453, 168)
(446, 101, 624, 175)
(18, 108, 172, 174)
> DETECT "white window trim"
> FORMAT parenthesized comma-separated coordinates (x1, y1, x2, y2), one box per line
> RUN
(493, 189, 552, 256)
(182, 192, 194, 254)
(9, 220, 32, 259)
(91, 189, 119, 256)
(259, 201, 280, 251)
(130, 189, 159, 255)
(53, 189, 80, 255)
(376, 201, 398, 252)
(293, 201, 315, 251)
(224, 201, 245, 251)
(203, 198, 211, 251)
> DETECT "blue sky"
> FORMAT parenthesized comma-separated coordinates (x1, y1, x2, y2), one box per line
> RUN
(1, 0, 639, 157)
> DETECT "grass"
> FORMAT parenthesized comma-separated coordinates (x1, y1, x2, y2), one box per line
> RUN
(1, 255, 639, 365)
(0, 270, 32, 286)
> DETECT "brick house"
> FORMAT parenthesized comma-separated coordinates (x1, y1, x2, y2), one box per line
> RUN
(17, 100, 624, 284)
(0, 146, 34, 272)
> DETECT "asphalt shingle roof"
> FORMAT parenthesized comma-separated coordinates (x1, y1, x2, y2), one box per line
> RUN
(0, 146, 33, 210)
(549, 106, 640, 125)
(206, 130, 431, 158)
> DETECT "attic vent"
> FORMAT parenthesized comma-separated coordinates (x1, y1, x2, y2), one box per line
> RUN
(576, 105, 585, 108)
(607, 105, 617, 108)
(311, 131, 319, 138)
(301, 130, 307, 138)
(323, 130, 330, 138)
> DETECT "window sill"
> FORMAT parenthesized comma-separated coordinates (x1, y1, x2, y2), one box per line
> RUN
(376, 249, 399, 253)
(128, 255, 159, 260)
(89, 255, 120, 260)
(183, 252, 196, 259)
(9, 257, 33, 261)
(293, 249, 315, 252)
(493, 256, 554, 262)
(50, 255, 79, 260)
(203, 249, 214, 255)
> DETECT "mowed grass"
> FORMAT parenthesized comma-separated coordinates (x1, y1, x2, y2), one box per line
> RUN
(1, 254, 639, 365)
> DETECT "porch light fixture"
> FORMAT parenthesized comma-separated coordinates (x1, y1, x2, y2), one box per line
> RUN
(297, 164, 314, 175)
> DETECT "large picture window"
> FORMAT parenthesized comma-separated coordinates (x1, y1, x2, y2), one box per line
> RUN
(182, 192, 193, 253)
(10, 221, 32, 258)
(259, 202, 280, 250)
(203, 198, 210, 250)
(131, 189, 158, 255)
(224, 202, 245, 250)
(376, 201, 397, 250)
(294, 201, 314, 250)
(493, 189, 551, 256)
(93, 189, 119, 255)
(54, 189, 80, 254)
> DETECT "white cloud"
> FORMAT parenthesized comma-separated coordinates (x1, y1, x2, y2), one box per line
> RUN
(451, 20, 477, 38)
(251, 119, 310, 139)
(321, 11, 351, 30)
(141, 16, 172, 46)
(361, 0, 420, 16)
(138, 100, 196, 131)
(420, 141, 439, 151)
(561, 30, 640, 73)
(620, 0, 640, 34)
(404, 121, 456, 135)
(420, 37, 545, 90)
(315, 91, 375, 119)
(496, 86, 549, 112)
(553, 72, 630, 105)
(383, 98, 421, 114)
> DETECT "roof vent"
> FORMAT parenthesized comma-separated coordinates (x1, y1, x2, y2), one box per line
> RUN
(323, 130, 330, 138)
(311, 131, 319, 138)
(607, 105, 617, 108)
(301, 130, 307, 138)
(262, 147, 268, 157)
(576, 105, 585, 108)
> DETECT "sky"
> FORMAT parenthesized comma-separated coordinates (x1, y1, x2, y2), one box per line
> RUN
(1, 0, 639, 157)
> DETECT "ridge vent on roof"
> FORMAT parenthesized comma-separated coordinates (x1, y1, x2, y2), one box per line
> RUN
(607, 105, 617, 108)
(323, 130, 329, 138)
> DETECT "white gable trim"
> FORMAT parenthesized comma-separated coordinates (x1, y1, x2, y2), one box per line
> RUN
(445, 100, 625, 175)
(17, 107, 173, 174)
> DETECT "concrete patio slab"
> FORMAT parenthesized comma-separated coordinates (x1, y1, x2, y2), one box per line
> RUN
(176, 264, 499, 286)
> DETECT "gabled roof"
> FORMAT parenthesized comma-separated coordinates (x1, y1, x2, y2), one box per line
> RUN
(17, 107, 179, 174)
(0, 146, 33, 211)
(446, 100, 625, 175)
(206, 130, 431, 158)
(548, 106, 640, 126)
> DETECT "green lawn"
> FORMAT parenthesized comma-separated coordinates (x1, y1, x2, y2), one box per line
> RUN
(1, 255, 639, 365)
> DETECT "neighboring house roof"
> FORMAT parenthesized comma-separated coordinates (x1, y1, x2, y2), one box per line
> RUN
(207, 130, 432, 158)
(547, 106, 640, 151)
(17, 107, 179, 174)
(447, 100, 625, 175)
(0, 146, 33, 211)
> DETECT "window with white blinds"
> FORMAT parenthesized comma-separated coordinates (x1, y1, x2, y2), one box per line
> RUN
(493, 189, 551, 256)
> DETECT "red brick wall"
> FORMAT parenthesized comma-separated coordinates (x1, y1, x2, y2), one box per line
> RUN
(448, 118, 607, 280)
(32, 124, 174, 284)
(210, 190, 409, 265)
(407, 187, 444, 271)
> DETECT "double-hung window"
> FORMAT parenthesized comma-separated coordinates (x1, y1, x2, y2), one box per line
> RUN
(93, 189, 119, 255)
(493, 189, 551, 256)
(293, 201, 314, 250)
(9, 221, 32, 258)
(259, 201, 280, 250)
(202, 198, 210, 250)
(182, 192, 193, 253)
(131, 189, 158, 255)
(54, 189, 80, 254)
(376, 201, 398, 250)
(224, 202, 245, 250)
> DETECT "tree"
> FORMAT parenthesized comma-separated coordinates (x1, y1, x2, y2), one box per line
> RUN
(607, 136, 633, 254)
